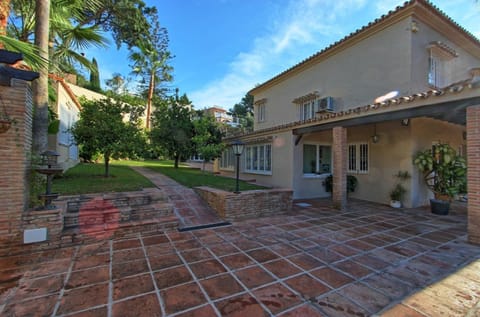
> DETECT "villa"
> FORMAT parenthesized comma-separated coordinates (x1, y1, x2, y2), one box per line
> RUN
(220, 0, 480, 243)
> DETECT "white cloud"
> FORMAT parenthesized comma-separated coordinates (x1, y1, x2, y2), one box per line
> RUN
(190, 0, 368, 109)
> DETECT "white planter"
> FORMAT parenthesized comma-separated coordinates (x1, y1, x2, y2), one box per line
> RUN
(390, 200, 401, 208)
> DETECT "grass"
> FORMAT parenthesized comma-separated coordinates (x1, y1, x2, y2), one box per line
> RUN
(51, 162, 154, 195)
(121, 160, 266, 192)
(51, 160, 265, 195)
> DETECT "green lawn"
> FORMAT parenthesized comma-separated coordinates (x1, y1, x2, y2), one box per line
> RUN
(51, 162, 154, 195)
(122, 160, 266, 192)
(51, 160, 265, 195)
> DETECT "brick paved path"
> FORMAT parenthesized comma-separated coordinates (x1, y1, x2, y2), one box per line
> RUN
(131, 167, 225, 229)
(1, 199, 479, 316)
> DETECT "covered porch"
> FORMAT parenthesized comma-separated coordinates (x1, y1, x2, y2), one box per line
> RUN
(293, 91, 480, 245)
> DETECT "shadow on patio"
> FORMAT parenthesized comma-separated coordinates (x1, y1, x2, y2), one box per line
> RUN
(0, 199, 479, 316)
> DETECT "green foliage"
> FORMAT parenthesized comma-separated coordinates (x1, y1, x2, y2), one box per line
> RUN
(192, 114, 225, 164)
(228, 93, 254, 131)
(71, 98, 146, 177)
(389, 170, 410, 202)
(89, 57, 101, 92)
(150, 94, 195, 168)
(52, 162, 154, 195)
(413, 143, 466, 199)
(325, 175, 358, 193)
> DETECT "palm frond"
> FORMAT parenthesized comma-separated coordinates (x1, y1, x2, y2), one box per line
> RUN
(0, 36, 48, 71)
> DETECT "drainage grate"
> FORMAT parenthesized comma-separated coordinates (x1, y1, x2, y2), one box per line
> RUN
(295, 202, 312, 207)
(178, 221, 231, 232)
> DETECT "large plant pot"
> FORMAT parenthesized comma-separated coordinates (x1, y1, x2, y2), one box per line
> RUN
(390, 200, 401, 208)
(430, 198, 450, 215)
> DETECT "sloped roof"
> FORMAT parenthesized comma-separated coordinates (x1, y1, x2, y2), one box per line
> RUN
(0, 49, 39, 84)
(249, 0, 480, 95)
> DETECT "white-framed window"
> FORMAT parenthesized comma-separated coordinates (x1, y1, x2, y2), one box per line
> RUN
(219, 148, 234, 170)
(348, 143, 368, 174)
(245, 144, 272, 174)
(300, 100, 316, 121)
(257, 104, 266, 122)
(427, 43, 456, 88)
(428, 54, 445, 88)
(303, 144, 332, 175)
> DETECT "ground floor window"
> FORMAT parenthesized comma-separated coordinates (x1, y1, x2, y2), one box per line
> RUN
(303, 144, 332, 174)
(245, 144, 272, 174)
(219, 148, 234, 170)
(348, 143, 368, 174)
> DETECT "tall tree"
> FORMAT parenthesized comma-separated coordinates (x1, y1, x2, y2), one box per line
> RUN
(89, 57, 101, 91)
(72, 98, 145, 177)
(32, 0, 50, 155)
(150, 93, 194, 168)
(192, 113, 225, 172)
(228, 93, 254, 130)
(129, 9, 172, 129)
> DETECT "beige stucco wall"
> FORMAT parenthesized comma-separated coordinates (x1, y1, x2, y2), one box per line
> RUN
(253, 18, 414, 131)
(410, 20, 480, 90)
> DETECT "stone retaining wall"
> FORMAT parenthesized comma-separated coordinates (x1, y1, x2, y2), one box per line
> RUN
(194, 187, 293, 221)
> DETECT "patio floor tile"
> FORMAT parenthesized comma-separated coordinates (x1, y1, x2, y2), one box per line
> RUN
(66, 266, 109, 289)
(189, 259, 227, 279)
(57, 283, 108, 315)
(362, 273, 413, 300)
(161, 282, 207, 315)
(287, 253, 324, 271)
(112, 247, 145, 263)
(263, 259, 302, 279)
(112, 259, 149, 280)
(314, 292, 370, 317)
(67, 306, 108, 317)
(252, 282, 302, 315)
(351, 254, 390, 271)
(174, 304, 218, 317)
(284, 274, 330, 299)
(338, 282, 391, 313)
(112, 293, 161, 317)
(113, 273, 155, 301)
(3, 294, 58, 317)
(235, 266, 275, 289)
(208, 242, 239, 257)
(200, 273, 245, 300)
(310, 266, 354, 288)
(113, 238, 142, 250)
(149, 253, 183, 271)
(219, 253, 255, 270)
(247, 248, 279, 263)
(153, 265, 192, 289)
(73, 253, 110, 270)
(11, 273, 64, 300)
(215, 293, 269, 317)
(278, 304, 325, 316)
(381, 303, 428, 317)
(333, 259, 373, 279)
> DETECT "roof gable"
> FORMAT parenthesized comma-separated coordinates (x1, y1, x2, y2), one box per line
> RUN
(249, 0, 480, 95)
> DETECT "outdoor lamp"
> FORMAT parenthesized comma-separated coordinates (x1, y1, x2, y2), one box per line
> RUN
(231, 140, 245, 193)
(371, 124, 380, 144)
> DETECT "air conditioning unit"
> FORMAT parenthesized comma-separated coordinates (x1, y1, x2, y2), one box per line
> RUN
(317, 96, 335, 112)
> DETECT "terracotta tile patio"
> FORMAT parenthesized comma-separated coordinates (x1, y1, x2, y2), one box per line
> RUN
(1, 198, 480, 316)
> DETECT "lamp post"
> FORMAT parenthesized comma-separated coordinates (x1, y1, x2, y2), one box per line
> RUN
(231, 140, 245, 193)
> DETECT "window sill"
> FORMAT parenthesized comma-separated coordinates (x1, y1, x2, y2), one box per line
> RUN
(303, 173, 330, 179)
(244, 170, 272, 176)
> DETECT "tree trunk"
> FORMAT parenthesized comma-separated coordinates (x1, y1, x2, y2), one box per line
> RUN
(104, 153, 110, 177)
(0, 0, 10, 47)
(146, 71, 155, 129)
(32, 0, 50, 156)
(174, 155, 179, 169)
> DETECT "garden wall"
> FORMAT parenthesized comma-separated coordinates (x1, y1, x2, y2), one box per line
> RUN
(194, 187, 293, 221)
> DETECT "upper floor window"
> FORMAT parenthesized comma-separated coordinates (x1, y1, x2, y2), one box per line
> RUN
(301, 100, 316, 121)
(427, 41, 458, 88)
(257, 104, 266, 122)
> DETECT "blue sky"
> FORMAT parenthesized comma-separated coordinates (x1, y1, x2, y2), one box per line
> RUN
(86, 0, 480, 110)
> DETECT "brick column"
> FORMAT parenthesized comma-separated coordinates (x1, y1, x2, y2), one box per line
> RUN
(332, 126, 347, 210)
(0, 79, 33, 250)
(467, 105, 480, 245)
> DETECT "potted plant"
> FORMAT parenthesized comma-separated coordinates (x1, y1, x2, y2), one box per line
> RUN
(324, 175, 358, 193)
(413, 143, 466, 215)
(389, 171, 410, 208)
